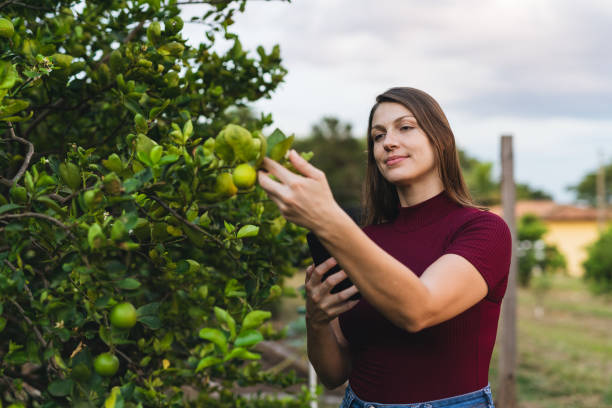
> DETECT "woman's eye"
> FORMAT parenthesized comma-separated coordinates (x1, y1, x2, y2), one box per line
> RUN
(400, 125, 413, 131)
(373, 133, 384, 141)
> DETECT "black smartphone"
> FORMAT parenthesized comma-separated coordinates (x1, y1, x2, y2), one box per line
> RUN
(306, 232, 360, 301)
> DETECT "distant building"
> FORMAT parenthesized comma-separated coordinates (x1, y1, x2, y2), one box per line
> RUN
(490, 200, 610, 277)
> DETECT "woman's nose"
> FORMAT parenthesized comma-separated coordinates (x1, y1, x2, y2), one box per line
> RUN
(383, 130, 399, 150)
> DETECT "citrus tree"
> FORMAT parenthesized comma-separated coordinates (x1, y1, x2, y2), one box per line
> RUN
(0, 1, 315, 407)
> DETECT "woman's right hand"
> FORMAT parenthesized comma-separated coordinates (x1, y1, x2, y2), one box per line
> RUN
(304, 257, 360, 328)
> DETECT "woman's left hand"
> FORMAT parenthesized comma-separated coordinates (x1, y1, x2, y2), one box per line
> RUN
(257, 149, 342, 232)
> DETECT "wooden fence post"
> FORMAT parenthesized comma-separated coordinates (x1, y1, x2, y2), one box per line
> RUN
(597, 152, 607, 230)
(498, 134, 518, 408)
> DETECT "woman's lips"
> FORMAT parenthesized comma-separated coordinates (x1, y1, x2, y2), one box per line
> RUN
(386, 156, 407, 166)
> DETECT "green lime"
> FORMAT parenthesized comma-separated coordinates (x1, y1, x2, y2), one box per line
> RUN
(232, 163, 257, 189)
(0, 18, 14, 39)
(110, 302, 137, 329)
(93, 353, 119, 377)
(214, 173, 237, 197)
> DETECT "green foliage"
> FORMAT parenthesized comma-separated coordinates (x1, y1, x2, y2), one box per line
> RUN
(583, 225, 612, 293)
(567, 161, 612, 206)
(0, 1, 316, 407)
(292, 117, 366, 211)
(458, 150, 552, 206)
(517, 214, 567, 287)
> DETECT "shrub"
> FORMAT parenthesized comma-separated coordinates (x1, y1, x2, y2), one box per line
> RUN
(583, 225, 612, 294)
(517, 214, 566, 287)
(0, 1, 315, 407)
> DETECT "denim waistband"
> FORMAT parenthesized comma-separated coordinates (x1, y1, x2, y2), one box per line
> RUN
(341, 383, 495, 408)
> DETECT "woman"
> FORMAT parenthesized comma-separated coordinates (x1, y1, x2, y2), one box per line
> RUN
(257, 87, 510, 408)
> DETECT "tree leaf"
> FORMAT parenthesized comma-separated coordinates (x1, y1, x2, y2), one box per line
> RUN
(195, 356, 222, 372)
(224, 279, 246, 298)
(269, 134, 294, 161)
(198, 328, 227, 353)
(223, 347, 260, 362)
(237, 224, 259, 239)
(158, 154, 179, 165)
(214, 307, 236, 341)
(234, 329, 263, 348)
(138, 315, 161, 330)
(117, 278, 141, 290)
(104, 386, 123, 408)
(0, 203, 22, 215)
(48, 378, 74, 396)
(240, 310, 271, 333)
(223, 220, 235, 233)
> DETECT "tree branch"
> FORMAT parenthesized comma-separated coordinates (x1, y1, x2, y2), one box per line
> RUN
(4, 260, 36, 302)
(9, 298, 47, 348)
(0, 212, 76, 239)
(0, 1, 52, 10)
(2, 122, 35, 184)
(24, 98, 64, 138)
(97, 21, 145, 67)
(146, 194, 235, 258)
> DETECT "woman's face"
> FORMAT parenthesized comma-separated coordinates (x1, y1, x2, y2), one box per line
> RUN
(370, 102, 439, 187)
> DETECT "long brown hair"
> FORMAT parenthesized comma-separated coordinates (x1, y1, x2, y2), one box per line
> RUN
(361, 87, 479, 226)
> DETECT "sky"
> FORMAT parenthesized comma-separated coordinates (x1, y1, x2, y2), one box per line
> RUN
(181, 0, 612, 203)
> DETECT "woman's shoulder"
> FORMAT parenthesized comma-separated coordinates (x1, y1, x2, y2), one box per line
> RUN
(453, 206, 509, 227)
(449, 206, 511, 242)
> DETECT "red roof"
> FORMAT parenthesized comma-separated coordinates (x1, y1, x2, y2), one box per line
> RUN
(489, 200, 610, 221)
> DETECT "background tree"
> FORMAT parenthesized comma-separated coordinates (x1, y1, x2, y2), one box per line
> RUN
(582, 225, 612, 294)
(292, 117, 366, 217)
(567, 161, 612, 206)
(459, 149, 552, 206)
(516, 214, 567, 287)
(0, 1, 315, 407)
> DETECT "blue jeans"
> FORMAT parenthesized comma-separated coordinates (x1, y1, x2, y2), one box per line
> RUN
(340, 383, 495, 408)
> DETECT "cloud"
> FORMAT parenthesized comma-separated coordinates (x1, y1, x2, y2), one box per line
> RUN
(209, 0, 612, 118)
(181, 0, 612, 201)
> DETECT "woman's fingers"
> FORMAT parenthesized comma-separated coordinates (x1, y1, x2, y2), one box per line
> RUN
(319, 267, 348, 292)
(306, 267, 360, 324)
(261, 156, 301, 186)
(305, 264, 315, 284)
(287, 149, 323, 180)
(309, 257, 338, 285)
(325, 298, 361, 318)
(334, 284, 360, 303)
(257, 170, 287, 200)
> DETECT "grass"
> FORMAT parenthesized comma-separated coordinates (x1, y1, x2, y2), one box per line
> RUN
(488, 274, 612, 408)
(273, 273, 612, 408)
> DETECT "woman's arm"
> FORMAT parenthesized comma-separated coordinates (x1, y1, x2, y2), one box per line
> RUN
(303, 262, 358, 389)
(316, 214, 488, 332)
(258, 152, 489, 333)
(306, 317, 352, 389)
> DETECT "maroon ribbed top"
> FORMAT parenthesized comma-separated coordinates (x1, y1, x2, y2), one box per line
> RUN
(338, 191, 511, 403)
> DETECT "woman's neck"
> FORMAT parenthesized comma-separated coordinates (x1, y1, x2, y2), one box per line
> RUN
(395, 179, 445, 207)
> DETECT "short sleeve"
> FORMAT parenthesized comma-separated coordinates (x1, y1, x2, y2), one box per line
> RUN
(444, 211, 512, 302)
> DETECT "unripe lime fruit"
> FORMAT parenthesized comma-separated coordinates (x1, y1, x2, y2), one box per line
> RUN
(71, 363, 91, 382)
(93, 353, 119, 377)
(214, 173, 237, 197)
(110, 302, 137, 329)
(0, 18, 14, 39)
(232, 163, 257, 189)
